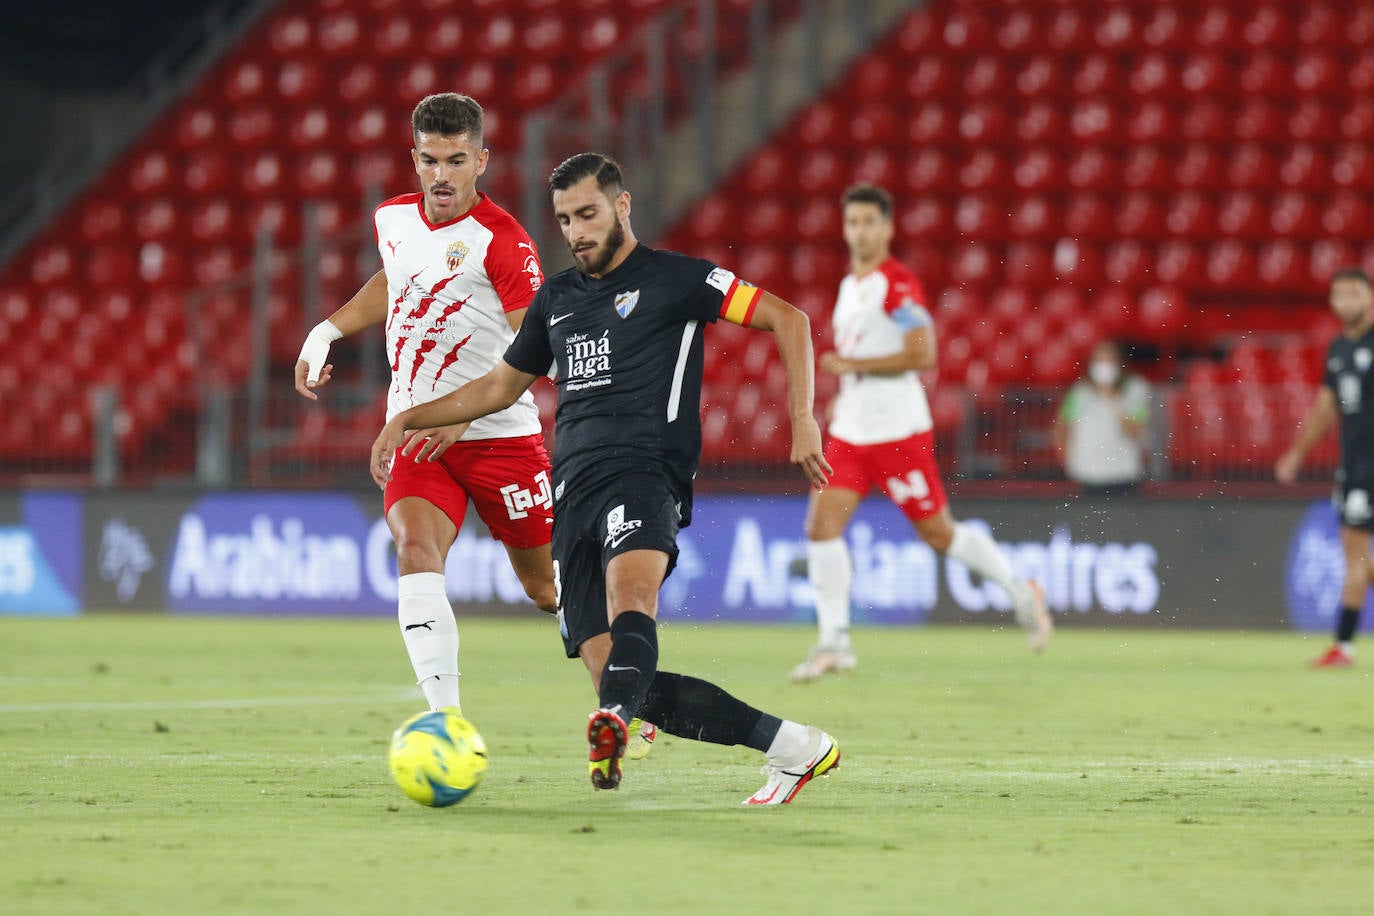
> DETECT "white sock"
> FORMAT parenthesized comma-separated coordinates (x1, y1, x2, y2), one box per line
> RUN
(808, 537, 852, 650)
(947, 522, 1025, 605)
(1340, 641, 1356, 654)
(766, 719, 813, 764)
(398, 572, 460, 711)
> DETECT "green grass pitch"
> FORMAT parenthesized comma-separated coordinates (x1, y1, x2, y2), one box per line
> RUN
(2, 615, 1372, 915)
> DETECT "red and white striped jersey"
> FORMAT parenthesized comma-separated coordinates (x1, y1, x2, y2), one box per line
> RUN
(375, 192, 543, 440)
(827, 257, 934, 445)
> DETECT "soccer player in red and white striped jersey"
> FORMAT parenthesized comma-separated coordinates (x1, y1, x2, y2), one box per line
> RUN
(294, 94, 557, 718)
(792, 184, 1052, 681)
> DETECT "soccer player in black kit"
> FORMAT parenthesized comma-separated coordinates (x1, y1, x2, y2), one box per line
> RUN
(372, 153, 840, 804)
(1278, 267, 1374, 667)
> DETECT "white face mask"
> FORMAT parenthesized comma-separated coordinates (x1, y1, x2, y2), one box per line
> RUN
(1089, 360, 1120, 387)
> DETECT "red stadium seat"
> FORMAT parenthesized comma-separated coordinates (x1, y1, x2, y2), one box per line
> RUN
(903, 148, 953, 194)
(1137, 286, 1188, 341)
(1016, 55, 1065, 98)
(1009, 195, 1055, 240)
(1179, 52, 1226, 96)
(1294, 51, 1341, 96)
(134, 198, 180, 242)
(79, 200, 128, 243)
(189, 198, 236, 244)
(1093, 287, 1134, 338)
(1155, 241, 1207, 286)
(1104, 240, 1153, 287)
(1233, 99, 1283, 142)
(1122, 147, 1170, 191)
(1165, 193, 1217, 239)
(227, 105, 276, 151)
(963, 55, 1009, 99)
(907, 102, 954, 145)
(1094, 6, 1134, 52)
(1217, 192, 1268, 238)
(942, 8, 993, 54)
(904, 57, 954, 100)
(1289, 99, 1337, 142)
(1174, 144, 1223, 190)
(1194, 7, 1241, 50)
(1012, 148, 1062, 193)
(29, 242, 75, 287)
(1053, 238, 1105, 287)
(1181, 100, 1230, 142)
(741, 200, 794, 245)
(1311, 239, 1359, 286)
(849, 56, 901, 98)
(277, 60, 326, 105)
(796, 102, 842, 146)
(1332, 144, 1374, 188)
(1045, 7, 1091, 52)
(848, 103, 900, 146)
(958, 150, 1009, 192)
(1241, 5, 1288, 50)
(316, 12, 363, 58)
(1206, 240, 1259, 288)
(1141, 6, 1190, 51)
(173, 104, 219, 151)
(128, 150, 174, 196)
(1003, 241, 1053, 289)
(221, 59, 268, 105)
(1278, 144, 1328, 190)
(1129, 53, 1175, 99)
(1270, 191, 1320, 238)
(184, 151, 232, 195)
(898, 197, 952, 242)
(1227, 144, 1278, 190)
(958, 102, 1011, 145)
(240, 151, 285, 197)
(1240, 52, 1289, 97)
(794, 198, 836, 244)
(1126, 102, 1176, 145)
(994, 8, 1037, 55)
(948, 242, 996, 291)
(337, 61, 383, 106)
(1069, 99, 1116, 145)
(1114, 192, 1166, 239)
(1065, 147, 1118, 192)
(852, 148, 897, 190)
(1341, 98, 1374, 140)
(267, 12, 311, 58)
(1322, 193, 1370, 237)
(1063, 194, 1112, 237)
(1015, 101, 1067, 146)
(1258, 241, 1311, 294)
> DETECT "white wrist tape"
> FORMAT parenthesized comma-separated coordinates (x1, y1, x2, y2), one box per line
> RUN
(298, 320, 343, 384)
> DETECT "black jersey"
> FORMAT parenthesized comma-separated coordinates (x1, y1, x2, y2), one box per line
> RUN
(503, 243, 761, 521)
(1324, 324, 1374, 482)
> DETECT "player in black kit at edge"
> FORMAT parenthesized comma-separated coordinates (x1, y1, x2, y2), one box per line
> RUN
(372, 153, 840, 805)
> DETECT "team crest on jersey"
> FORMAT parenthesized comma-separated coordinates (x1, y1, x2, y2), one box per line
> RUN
(614, 289, 640, 319)
(1357, 348, 1372, 372)
(445, 241, 470, 271)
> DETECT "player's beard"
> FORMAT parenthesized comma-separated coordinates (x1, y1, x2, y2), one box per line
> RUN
(573, 220, 625, 276)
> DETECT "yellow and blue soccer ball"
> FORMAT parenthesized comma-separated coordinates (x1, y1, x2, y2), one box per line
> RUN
(388, 709, 488, 807)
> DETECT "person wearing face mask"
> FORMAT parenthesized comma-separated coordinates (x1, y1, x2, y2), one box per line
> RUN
(1053, 340, 1151, 494)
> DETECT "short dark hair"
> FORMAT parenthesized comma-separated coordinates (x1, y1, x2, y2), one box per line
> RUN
(841, 183, 893, 219)
(1331, 266, 1372, 288)
(412, 93, 483, 144)
(548, 152, 625, 198)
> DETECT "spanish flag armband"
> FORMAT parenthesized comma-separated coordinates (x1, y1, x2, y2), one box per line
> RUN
(719, 278, 762, 327)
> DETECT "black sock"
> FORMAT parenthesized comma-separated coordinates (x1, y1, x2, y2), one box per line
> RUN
(637, 671, 781, 752)
(597, 611, 658, 720)
(1336, 606, 1361, 643)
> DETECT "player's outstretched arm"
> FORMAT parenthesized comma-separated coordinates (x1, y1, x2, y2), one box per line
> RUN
(747, 292, 833, 490)
(370, 360, 540, 487)
(1276, 386, 1336, 483)
(295, 269, 390, 400)
(819, 325, 936, 377)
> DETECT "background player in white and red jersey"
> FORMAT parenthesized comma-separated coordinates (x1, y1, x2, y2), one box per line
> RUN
(293, 94, 559, 718)
(791, 184, 1052, 682)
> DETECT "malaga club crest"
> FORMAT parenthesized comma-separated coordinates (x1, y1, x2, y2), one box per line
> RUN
(614, 289, 639, 319)
(446, 241, 470, 272)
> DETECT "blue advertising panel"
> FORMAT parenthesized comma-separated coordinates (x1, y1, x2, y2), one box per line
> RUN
(0, 492, 81, 615)
(1285, 499, 1374, 633)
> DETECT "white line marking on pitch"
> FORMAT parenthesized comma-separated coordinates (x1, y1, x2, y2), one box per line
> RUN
(0, 691, 417, 714)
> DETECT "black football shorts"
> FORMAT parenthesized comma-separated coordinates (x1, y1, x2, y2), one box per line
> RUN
(551, 470, 682, 657)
